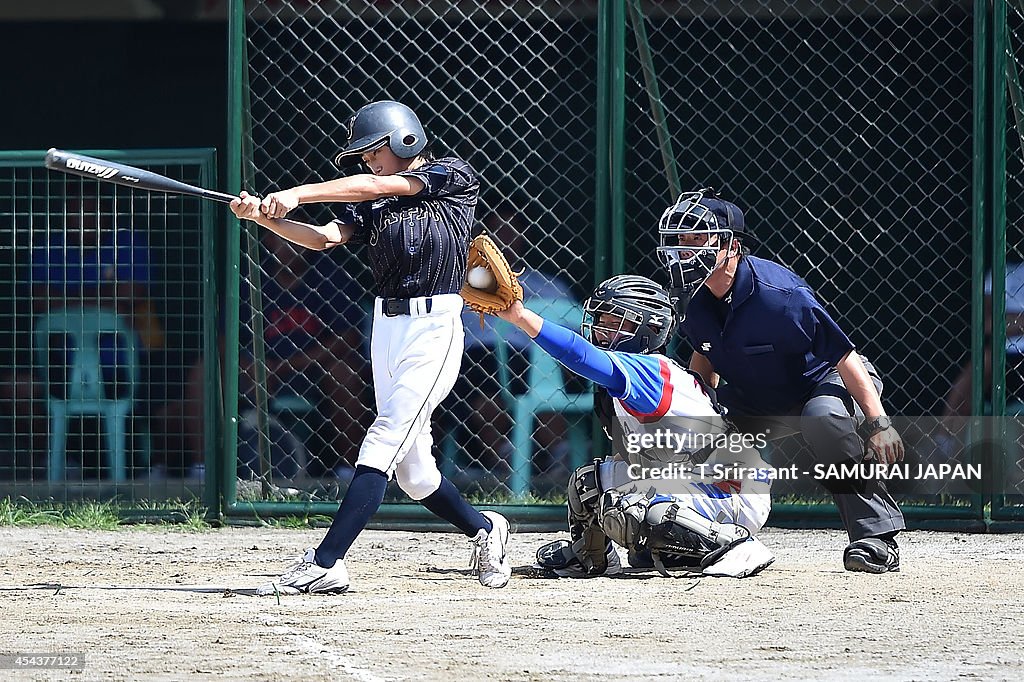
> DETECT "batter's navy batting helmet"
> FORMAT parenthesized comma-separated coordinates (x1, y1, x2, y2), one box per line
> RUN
(581, 275, 675, 354)
(333, 100, 428, 166)
(655, 187, 750, 297)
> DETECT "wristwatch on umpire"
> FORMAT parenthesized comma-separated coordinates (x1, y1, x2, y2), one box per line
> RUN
(858, 416, 893, 439)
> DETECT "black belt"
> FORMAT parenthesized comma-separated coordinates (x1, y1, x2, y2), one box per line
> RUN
(382, 297, 433, 317)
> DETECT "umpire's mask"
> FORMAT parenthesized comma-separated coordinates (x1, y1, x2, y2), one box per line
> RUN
(656, 188, 748, 310)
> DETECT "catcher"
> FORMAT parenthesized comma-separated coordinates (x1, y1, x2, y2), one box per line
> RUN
(462, 258, 774, 578)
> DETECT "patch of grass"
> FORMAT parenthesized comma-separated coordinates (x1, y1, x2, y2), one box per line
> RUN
(774, 494, 834, 506)
(130, 499, 212, 531)
(0, 497, 63, 526)
(61, 500, 120, 530)
(0, 497, 212, 530)
(267, 514, 334, 529)
(464, 490, 566, 506)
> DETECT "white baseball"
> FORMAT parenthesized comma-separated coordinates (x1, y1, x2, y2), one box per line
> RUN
(467, 266, 495, 290)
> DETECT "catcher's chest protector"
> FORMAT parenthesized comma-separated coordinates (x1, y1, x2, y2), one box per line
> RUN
(595, 388, 627, 456)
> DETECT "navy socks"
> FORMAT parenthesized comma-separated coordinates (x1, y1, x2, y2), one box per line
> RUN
(419, 476, 492, 536)
(315, 465, 388, 568)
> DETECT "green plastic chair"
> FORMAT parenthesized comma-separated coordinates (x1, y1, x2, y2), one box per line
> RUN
(34, 307, 147, 482)
(495, 298, 594, 496)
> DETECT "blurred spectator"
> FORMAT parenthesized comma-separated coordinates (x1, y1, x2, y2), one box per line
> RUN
(936, 263, 1024, 494)
(942, 262, 1024, 430)
(155, 231, 371, 479)
(452, 203, 578, 486)
(0, 189, 160, 476)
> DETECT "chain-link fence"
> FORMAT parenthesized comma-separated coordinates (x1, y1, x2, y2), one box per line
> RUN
(994, 0, 1024, 519)
(233, 0, 601, 506)
(621, 1, 989, 513)
(229, 0, 1019, 525)
(0, 149, 217, 511)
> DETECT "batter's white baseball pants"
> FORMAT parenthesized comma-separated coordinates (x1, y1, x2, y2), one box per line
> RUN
(356, 294, 464, 500)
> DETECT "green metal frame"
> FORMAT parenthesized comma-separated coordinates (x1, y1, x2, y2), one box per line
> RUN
(991, 0, 1023, 521)
(224, 0, 245, 521)
(0, 147, 220, 520)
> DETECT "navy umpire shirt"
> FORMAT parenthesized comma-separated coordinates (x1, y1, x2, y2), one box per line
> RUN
(334, 157, 478, 299)
(680, 255, 855, 415)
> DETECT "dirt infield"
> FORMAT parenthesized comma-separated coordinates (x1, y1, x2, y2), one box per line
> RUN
(0, 525, 1022, 681)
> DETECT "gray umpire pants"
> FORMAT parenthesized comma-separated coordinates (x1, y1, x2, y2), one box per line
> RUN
(721, 358, 906, 542)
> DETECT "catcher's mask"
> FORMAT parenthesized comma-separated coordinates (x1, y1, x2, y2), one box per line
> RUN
(581, 275, 675, 354)
(333, 100, 427, 167)
(656, 188, 748, 299)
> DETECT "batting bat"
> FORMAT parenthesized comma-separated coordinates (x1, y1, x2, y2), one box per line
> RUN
(45, 148, 238, 204)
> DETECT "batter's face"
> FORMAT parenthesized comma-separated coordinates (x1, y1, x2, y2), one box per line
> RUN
(361, 145, 407, 176)
(593, 313, 638, 348)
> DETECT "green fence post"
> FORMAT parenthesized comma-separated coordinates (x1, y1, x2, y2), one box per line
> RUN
(595, 0, 610, 287)
(239, 19, 273, 498)
(970, 0, 990, 518)
(200, 150, 223, 520)
(991, 0, 1009, 515)
(610, 0, 626, 276)
(626, 0, 680, 201)
(224, 0, 245, 511)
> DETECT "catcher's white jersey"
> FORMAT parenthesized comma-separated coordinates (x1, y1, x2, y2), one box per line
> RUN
(600, 351, 772, 534)
(607, 353, 730, 467)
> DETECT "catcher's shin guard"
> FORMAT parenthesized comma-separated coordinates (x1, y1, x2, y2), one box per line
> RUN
(599, 488, 751, 576)
(535, 529, 613, 577)
(567, 460, 602, 527)
(536, 460, 610, 576)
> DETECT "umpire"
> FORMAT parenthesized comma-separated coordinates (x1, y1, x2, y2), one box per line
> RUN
(656, 188, 904, 574)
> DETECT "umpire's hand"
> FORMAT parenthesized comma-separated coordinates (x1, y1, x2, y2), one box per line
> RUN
(866, 427, 905, 465)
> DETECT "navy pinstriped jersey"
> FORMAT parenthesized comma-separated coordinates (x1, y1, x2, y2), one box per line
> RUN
(334, 157, 478, 299)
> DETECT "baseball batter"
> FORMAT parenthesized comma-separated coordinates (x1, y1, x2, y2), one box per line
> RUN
(492, 275, 774, 578)
(230, 100, 512, 593)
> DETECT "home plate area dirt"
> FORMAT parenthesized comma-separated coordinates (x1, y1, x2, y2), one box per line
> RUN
(0, 526, 1022, 681)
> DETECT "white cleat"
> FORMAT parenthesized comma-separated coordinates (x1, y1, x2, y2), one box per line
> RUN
(255, 548, 350, 596)
(469, 511, 512, 588)
(702, 537, 775, 578)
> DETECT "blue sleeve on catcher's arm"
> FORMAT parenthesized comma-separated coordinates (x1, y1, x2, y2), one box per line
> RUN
(534, 320, 627, 397)
(608, 353, 674, 415)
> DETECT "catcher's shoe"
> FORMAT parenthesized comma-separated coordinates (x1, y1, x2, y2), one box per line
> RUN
(470, 511, 512, 588)
(535, 539, 622, 577)
(844, 537, 900, 574)
(255, 548, 350, 596)
(702, 537, 776, 578)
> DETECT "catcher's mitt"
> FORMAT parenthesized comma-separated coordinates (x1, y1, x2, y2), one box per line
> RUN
(460, 234, 523, 322)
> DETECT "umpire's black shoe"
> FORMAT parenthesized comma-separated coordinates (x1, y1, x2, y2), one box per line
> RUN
(844, 536, 900, 573)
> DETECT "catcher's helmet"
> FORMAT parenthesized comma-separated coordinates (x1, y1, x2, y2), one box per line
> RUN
(581, 275, 675, 354)
(655, 187, 748, 297)
(333, 100, 427, 166)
